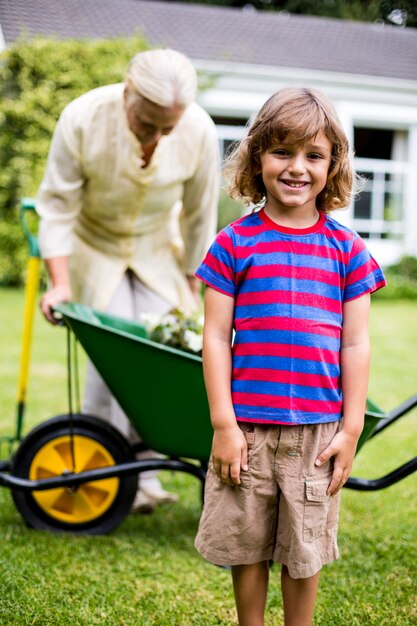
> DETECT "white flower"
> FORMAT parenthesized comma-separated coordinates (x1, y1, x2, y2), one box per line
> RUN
(139, 312, 160, 332)
(183, 329, 203, 353)
(161, 326, 174, 343)
(163, 314, 180, 328)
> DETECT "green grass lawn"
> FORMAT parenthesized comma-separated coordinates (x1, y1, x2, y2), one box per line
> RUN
(0, 288, 416, 625)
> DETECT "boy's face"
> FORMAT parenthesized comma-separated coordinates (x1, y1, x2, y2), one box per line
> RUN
(260, 130, 332, 216)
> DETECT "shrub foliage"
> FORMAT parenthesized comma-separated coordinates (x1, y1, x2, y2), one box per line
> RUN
(374, 255, 417, 300)
(0, 35, 149, 285)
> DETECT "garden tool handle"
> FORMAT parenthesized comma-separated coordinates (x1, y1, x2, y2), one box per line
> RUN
(16, 198, 41, 441)
(20, 197, 40, 259)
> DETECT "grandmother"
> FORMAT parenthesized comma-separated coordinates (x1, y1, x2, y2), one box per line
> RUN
(37, 48, 220, 512)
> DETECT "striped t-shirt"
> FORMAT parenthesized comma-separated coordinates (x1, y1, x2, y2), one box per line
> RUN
(196, 208, 386, 426)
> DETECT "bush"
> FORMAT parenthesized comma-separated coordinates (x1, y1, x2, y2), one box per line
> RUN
(374, 256, 417, 300)
(0, 35, 150, 285)
(388, 255, 417, 281)
(217, 189, 244, 230)
(0, 219, 27, 286)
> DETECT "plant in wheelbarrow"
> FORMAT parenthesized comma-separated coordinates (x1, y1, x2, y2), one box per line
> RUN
(140, 308, 203, 355)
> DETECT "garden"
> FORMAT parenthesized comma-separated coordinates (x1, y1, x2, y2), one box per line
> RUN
(0, 288, 416, 625)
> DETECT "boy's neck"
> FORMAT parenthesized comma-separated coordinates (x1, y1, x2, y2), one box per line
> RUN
(263, 204, 321, 230)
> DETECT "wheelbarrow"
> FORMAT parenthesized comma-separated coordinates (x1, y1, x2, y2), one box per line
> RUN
(1, 301, 213, 534)
(0, 201, 416, 535)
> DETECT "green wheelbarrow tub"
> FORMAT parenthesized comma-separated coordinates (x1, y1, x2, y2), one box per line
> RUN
(357, 398, 388, 454)
(55, 303, 213, 462)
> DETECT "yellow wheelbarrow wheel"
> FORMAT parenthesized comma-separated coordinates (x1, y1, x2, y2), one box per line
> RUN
(30, 434, 120, 524)
(12, 414, 137, 534)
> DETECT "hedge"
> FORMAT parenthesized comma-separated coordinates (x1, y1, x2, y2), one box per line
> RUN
(0, 35, 149, 285)
(373, 255, 417, 300)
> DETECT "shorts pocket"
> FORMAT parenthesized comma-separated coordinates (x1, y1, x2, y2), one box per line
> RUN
(303, 474, 332, 542)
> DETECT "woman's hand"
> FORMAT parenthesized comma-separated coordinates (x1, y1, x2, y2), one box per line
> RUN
(212, 423, 248, 486)
(40, 256, 72, 324)
(40, 284, 72, 324)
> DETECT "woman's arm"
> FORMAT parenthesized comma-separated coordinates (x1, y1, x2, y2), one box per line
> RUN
(203, 287, 248, 486)
(40, 256, 73, 324)
(37, 106, 85, 323)
(186, 275, 203, 306)
(315, 293, 371, 495)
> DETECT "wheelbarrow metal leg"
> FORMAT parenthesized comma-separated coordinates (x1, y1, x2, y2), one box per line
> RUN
(0, 458, 206, 492)
(371, 393, 417, 438)
(345, 456, 417, 491)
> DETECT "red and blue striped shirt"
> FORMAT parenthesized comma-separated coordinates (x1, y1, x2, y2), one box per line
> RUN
(196, 208, 386, 425)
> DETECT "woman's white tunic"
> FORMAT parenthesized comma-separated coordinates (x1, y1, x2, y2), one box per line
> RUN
(37, 83, 220, 312)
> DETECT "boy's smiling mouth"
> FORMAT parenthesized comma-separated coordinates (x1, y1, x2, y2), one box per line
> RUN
(280, 179, 309, 188)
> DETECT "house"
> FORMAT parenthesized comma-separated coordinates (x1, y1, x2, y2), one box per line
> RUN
(1, 0, 417, 265)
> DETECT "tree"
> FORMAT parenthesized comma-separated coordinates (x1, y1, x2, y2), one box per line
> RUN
(178, 0, 417, 26)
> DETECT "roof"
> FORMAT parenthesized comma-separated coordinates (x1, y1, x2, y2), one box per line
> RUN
(1, 0, 416, 82)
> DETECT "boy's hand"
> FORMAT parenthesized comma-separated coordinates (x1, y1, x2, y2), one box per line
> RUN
(212, 424, 248, 486)
(315, 430, 359, 496)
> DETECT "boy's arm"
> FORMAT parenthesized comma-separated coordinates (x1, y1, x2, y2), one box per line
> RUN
(315, 293, 371, 495)
(203, 287, 248, 486)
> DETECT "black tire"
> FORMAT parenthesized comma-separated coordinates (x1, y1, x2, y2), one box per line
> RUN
(11, 414, 137, 535)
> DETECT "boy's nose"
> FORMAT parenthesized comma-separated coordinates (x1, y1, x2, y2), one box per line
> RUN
(288, 154, 306, 175)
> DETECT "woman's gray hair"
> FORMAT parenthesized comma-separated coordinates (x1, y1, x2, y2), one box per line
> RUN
(125, 48, 197, 107)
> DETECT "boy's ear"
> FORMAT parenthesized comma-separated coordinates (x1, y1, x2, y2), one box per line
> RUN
(255, 173, 266, 195)
(328, 156, 337, 173)
(255, 158, 264, 175)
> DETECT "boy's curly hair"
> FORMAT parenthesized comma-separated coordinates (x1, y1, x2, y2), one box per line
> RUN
(224, 86, 357, 211)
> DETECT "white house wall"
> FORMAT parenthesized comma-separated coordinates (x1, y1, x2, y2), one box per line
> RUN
(405, 126, 417, 257)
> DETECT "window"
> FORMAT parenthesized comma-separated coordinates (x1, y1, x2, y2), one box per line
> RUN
(212, 117, 248, 229)
(353, 127, 407, 240)
(212, 116, 248, 162)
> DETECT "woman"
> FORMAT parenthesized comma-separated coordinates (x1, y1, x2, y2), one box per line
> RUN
(38, 48, 220, 512)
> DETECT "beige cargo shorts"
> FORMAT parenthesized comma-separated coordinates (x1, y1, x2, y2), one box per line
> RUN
(195, 421, 341, 579)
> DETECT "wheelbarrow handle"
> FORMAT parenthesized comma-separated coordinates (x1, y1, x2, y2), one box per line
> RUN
(20, 197, 40, 259)
(15, 198, 41, 441)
